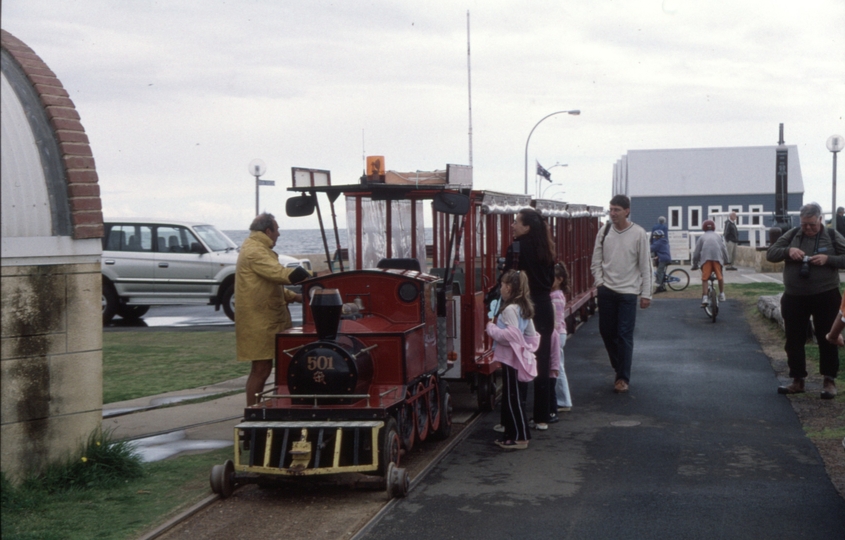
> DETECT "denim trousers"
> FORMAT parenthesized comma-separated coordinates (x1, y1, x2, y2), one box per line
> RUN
(597, 286, 638, 383)
(781, 288, 842, 379)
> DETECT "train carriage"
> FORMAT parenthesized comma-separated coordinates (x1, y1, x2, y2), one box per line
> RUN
(210, 165, 601, 499)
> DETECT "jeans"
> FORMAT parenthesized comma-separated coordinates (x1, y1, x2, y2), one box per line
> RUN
(597, 286, 638, 383)
(781, 289, 842, 379)
(655, 261, 668, 289)
(555, 333, 572, 407)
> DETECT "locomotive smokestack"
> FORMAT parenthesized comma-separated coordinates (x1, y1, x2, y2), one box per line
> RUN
(310, 288, 343, 340)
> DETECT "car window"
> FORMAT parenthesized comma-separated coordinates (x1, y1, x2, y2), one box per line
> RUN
(105, 225, 153, 252)
(194, 225, 237, 252)
(156, 226, 200, 253)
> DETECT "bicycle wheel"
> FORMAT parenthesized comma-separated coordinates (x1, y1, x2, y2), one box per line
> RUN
(707, 285, 718, 322)
(666, 268, 690, 291)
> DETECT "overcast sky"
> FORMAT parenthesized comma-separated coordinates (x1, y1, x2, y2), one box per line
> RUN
(3, 0, 843, 230)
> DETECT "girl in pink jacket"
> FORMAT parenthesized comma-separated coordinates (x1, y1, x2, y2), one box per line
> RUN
(551, 263, 572, 413)
(486, 270, 539, 449)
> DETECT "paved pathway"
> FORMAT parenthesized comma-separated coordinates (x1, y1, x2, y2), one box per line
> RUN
(364, 296, 845, 539)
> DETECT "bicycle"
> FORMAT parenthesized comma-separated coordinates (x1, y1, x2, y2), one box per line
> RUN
(703, 271, 719, 322)
(654, 265, 690, 291)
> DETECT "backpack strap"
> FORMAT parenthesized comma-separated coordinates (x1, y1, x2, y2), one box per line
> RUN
(600, 222, 612, 247)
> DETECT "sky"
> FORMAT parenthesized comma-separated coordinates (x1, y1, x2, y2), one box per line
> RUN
(2, 0, 844, 230)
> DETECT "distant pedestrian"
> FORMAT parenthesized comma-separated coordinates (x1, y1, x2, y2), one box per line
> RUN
(236, 213, 310, 407)
(650, 229, 671, 293)
(724, 211, 739, 270)
(591, 195, 653, 393)
(836, 207, 845, 237)
(766, 203, 845, 399)
(551, 263, 573, 412)
(486, 270, 539, 450)
(651, 216, 669, 244)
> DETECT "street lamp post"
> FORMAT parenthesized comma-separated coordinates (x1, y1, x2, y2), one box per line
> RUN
(541, 182, 564, 198)
(827, 135, 843, 219)
(524, 110, 580, 195)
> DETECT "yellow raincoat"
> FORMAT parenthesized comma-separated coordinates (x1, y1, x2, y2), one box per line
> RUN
(235, 231, 300, 361)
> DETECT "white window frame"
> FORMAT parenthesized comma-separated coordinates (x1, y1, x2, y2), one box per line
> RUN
(749, 204, 763, 226)
(707, 205, 722, 220)
(668, 206, 682, 230)
(688, 206, 703, 230)
(729, 205, 743, 225)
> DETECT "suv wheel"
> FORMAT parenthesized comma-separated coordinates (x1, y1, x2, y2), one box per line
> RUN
(222, 284, 235, 321)
(102, 282, 119, 325)
(118, 304, 150, 321)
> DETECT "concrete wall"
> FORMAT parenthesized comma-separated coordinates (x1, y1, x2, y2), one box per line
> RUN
(1, 262, 103, 483)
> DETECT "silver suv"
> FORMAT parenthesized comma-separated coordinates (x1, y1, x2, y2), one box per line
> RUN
(101, 218, 309, 324)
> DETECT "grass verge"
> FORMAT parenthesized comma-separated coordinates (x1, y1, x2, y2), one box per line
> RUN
(104, 330, 246, 403)
(1, 446, 230, 540)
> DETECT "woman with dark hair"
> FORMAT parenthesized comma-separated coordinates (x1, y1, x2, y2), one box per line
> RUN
(504, 207, 557, 429)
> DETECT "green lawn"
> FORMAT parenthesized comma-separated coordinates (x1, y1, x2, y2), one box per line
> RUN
(2, 447, 230, 540)
(103, 330, 247, 403)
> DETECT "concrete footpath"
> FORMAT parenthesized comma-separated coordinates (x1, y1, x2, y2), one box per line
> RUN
(364, 296, 845, 539)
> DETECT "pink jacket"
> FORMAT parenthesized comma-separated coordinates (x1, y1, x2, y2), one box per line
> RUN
(486, 305, 539, 382)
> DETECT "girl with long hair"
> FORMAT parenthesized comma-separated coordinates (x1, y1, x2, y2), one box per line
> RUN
(552, 262, 572, 413)
(486, 270, 539, 449)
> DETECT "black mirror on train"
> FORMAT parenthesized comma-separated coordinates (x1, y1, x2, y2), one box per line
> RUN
(433, 192, 470, 215)
(286, 194, 316, 217)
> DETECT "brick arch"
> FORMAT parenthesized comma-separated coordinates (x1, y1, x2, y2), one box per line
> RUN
(1, 30, 102, 239)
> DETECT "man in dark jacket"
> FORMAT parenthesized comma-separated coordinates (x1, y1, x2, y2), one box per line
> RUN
(766, 203, 845, 399)
(836, 207, 845, 237)
(723, 212, 739, 270)
(650, 230, 671, 292)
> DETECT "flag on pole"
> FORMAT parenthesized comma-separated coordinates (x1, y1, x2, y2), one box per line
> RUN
(536, 161, 552, 181)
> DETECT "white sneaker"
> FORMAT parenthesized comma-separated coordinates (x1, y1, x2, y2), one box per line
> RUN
(701, 295, 709, 306)
(493, 424, 505, 433)
(719, 292, 726, 302)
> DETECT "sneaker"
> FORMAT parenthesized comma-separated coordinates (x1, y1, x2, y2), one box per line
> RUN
(614, 379, 629, 393)
(548, 414, 560, 424)
(701, 295, 709, 306)
(719, 292, 726, 302)
(777, 378, 805, 395)
(529, 419, 549, 430)
(495, 439, 528, 450)
(557, 406, 571, 412)
(821, 377, 837, 400)
(493, 424, 505, 433)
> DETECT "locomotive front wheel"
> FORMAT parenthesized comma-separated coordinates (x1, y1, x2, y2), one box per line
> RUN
(210, 460, 235, 498)
(414, 382, 430, 442)
(399, 389, 416, 451)
(378, 418, 401, 476)
(386, 462, 409, 499)
(426, 377, 441, 432)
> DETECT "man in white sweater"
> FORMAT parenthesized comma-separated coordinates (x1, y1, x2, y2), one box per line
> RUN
(591, 195, 653, 393)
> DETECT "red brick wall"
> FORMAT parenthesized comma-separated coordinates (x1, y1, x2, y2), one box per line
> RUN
(1, 30, 103, 239)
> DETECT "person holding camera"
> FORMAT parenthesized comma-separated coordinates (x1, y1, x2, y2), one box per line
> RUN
(766, 203, 845, 399)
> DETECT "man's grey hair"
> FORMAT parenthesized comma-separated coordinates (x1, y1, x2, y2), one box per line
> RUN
(658, 216, 666, 224)
(250, 212, 277, 232)
(799, 203, 822, 219)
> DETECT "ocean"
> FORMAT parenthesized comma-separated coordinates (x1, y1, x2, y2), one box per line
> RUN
(223, 228, 434, 257)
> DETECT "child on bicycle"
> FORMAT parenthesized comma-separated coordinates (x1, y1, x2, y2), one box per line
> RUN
(551, 263, 572, 413)
(650, 230, 671, 293)
(486, 270, 539, 449)
(691, 220, 729, 306)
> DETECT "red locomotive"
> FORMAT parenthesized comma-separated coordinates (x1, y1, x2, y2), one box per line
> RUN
(210, 166, 601, 499)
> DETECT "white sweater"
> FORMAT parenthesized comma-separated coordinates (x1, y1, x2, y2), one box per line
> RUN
(590, 222, 653, 298)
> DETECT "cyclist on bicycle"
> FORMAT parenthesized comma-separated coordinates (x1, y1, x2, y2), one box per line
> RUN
(650, 229, 671, 293)
(691, 219, 729, 306)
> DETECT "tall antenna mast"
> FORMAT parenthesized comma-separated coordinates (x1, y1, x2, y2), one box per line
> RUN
(467, 10, 473, 167)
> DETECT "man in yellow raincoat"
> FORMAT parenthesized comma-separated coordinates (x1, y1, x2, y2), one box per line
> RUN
(236, 213, 310, 406)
